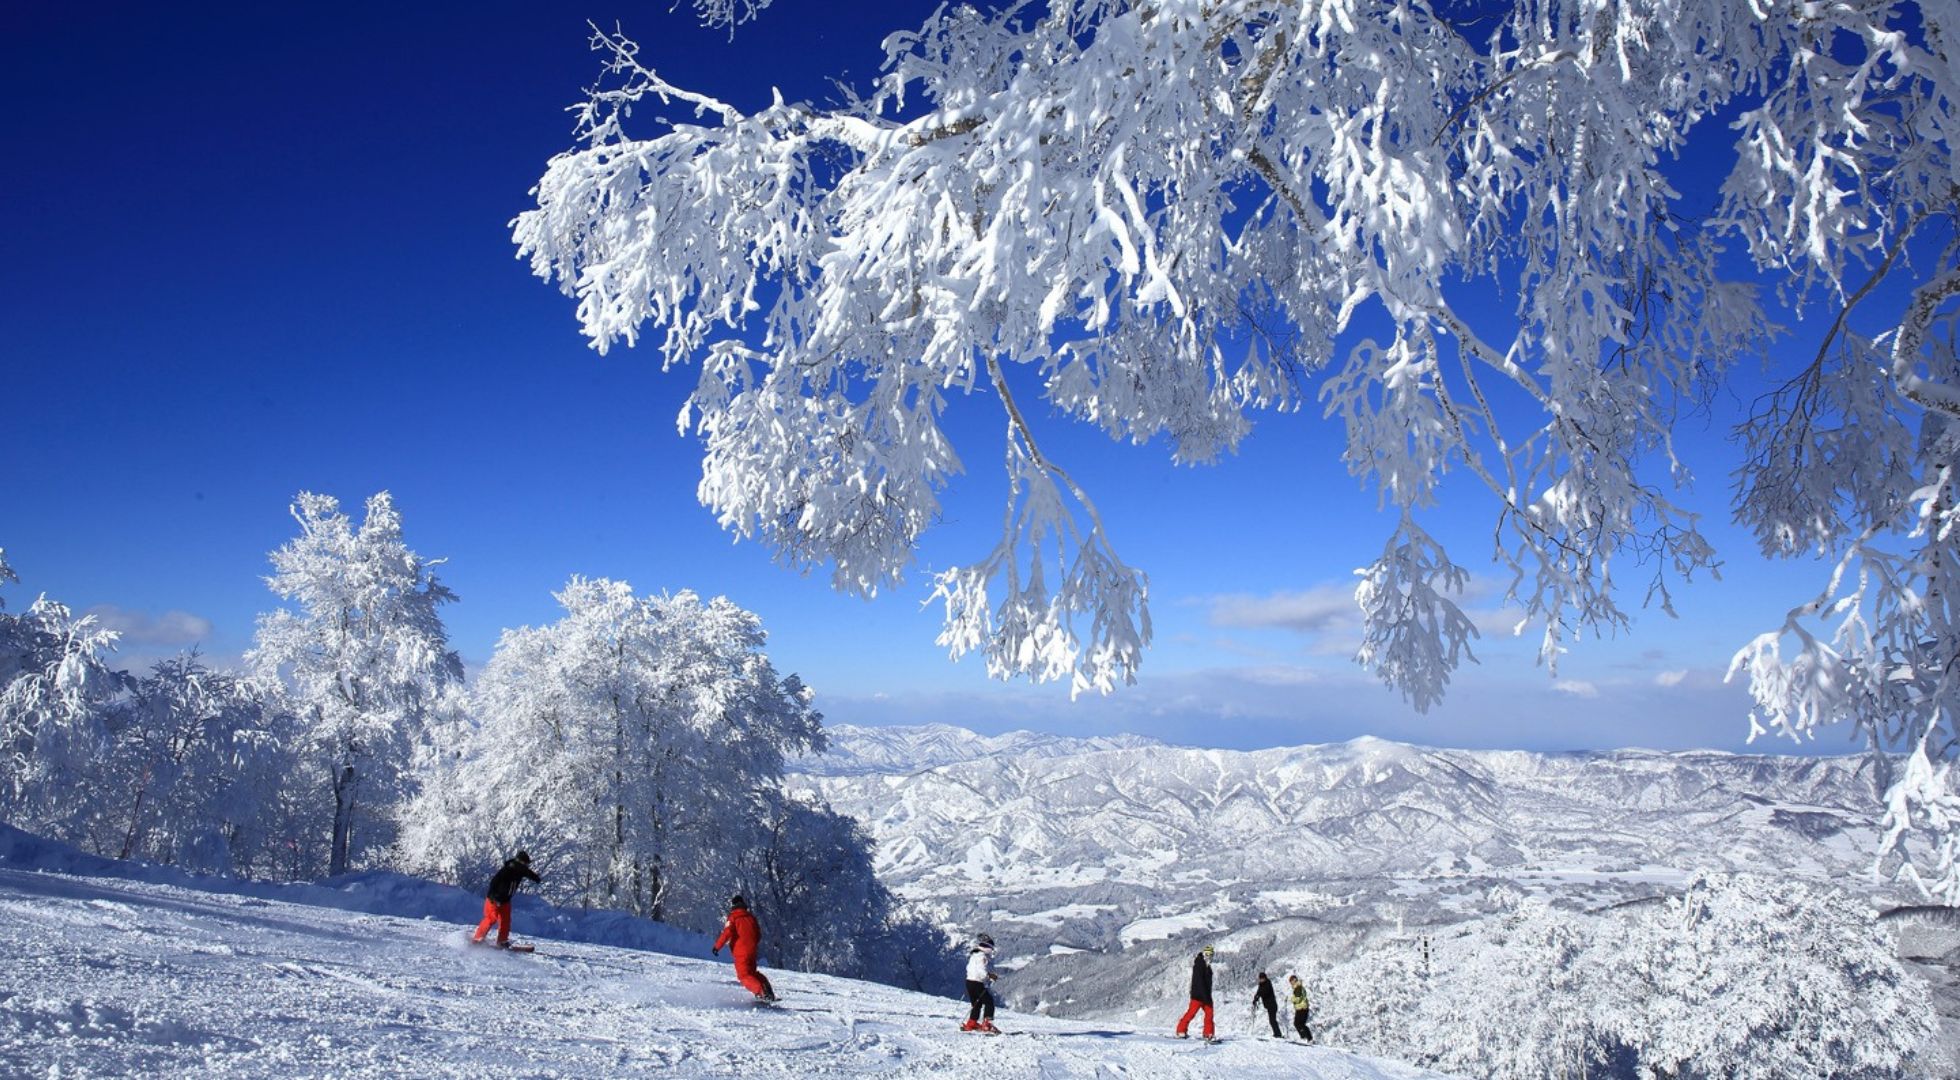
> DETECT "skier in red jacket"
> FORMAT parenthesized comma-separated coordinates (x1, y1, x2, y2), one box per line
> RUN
(712, 895, 778, 1002)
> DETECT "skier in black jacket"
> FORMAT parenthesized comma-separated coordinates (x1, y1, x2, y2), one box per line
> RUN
(1173, 944, 1216, 1040)
(1253, 971, 1281, 1037)
(472, 850, 541, 948)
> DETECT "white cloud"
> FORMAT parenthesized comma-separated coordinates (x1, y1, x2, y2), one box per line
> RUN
(1656, 670, 1690, 688)
(1552, 679, 1600, 698)
(1201, 576, 1528, 653)
(1235, 665, 1322, 687)
(84, 605, 214, 647)
(1204, 584, 1359, 634)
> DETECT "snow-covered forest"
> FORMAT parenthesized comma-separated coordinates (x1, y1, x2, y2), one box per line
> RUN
(0, 494, 953, 992)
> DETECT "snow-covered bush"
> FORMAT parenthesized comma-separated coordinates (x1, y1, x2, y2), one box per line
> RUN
(1324, 875, 1935, 1079)
(250, 493, 463, 877)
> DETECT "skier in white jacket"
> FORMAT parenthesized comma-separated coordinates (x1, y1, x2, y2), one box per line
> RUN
(961, 933, 1000, 1033)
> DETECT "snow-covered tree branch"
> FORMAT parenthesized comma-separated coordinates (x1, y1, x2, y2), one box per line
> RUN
(516, 3, 1960, 885)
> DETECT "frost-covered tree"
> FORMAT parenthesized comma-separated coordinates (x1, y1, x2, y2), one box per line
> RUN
(1604, 875, 1937, 1080)
(1324, 876, 1935, 1079)
(0, 552, 127, 841)
(398, 577, 822, 930)
(1318, 923, 1434, 1057)
(516, 2, 1960, 886)
(98, 654, 290, 874)
(250, 493, 462, 877)
(742, 791, 959, 989)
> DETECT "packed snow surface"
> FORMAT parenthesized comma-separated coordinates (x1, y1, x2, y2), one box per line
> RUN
(0, 834, 1446, 1078)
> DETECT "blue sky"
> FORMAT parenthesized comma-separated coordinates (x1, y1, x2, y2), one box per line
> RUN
(1, 1, 1868, 755)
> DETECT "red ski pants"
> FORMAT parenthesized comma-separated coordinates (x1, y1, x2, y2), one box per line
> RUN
(473, 899, 513, 944)
(1175, 999, 1215, 1039)
(730, 946, 774, 998)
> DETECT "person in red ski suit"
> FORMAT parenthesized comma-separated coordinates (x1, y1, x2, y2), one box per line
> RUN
(712, 894, 777, 1002)
(472, 850, 541, 947)
(1174, 944, 1217, 1039)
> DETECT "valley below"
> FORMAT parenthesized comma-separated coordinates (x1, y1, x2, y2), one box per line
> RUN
(790, 723, 1953, 1063)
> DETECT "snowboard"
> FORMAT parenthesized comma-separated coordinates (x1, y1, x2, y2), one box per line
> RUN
(468, 939, 535, 954)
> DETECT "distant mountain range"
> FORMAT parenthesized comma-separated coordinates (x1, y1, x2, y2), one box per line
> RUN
(788, 724, 1901, 1018)
(794, 723, 1163, 777)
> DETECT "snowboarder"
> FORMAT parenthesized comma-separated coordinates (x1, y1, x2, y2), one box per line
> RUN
(1288, 973, 1313, 1042)
(1253, 971, 1281, 1038)
(712, 895, 777, 1002)
(471, 850, 541, 948)
(962, 932, 1001, 1034)
(1173, 944, 1216, 1040)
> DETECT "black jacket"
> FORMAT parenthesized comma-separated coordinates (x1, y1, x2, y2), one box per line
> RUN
(1254, 976, 1277, 1011)
(485, 858, 541, 903)
(1189, 955, 1213, 1004)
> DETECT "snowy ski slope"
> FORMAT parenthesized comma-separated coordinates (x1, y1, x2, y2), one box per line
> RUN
(0, 843, 1448, 1078)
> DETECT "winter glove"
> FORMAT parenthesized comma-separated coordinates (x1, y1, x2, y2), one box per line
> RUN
(711, 948, 720, 957)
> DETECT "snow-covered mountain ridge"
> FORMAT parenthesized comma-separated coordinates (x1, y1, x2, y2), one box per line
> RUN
(792, 722, 1164, 776)
(788, 726, 1894, 970)
(0, 825, 1442, 1078)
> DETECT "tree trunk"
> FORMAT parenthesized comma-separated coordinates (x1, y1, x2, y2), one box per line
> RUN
(119, 768, 151, 861)
(329, 763, 356, 877)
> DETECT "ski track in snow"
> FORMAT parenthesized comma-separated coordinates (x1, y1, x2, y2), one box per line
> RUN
(0, 864, 1447, 1078)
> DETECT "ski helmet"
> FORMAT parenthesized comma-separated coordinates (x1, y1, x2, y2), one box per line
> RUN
(515, 850, 531, 864)
(976, 933, 995, 949)
(1202, 944, 1215, 957)
(730, 894, 748, 910)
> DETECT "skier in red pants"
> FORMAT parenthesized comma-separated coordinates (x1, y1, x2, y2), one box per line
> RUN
(712, 895, 777, 1002)
(471, 850, 541, 947)
(1174, 944, 1217, 1040)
